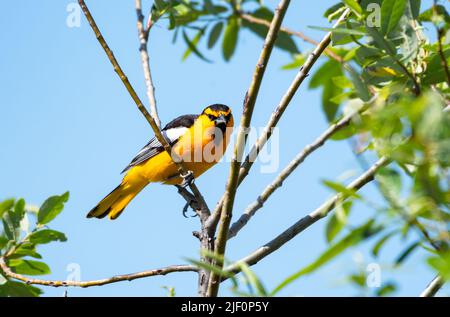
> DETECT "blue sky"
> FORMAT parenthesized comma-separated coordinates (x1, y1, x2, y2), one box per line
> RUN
(0, 0, 447, 296)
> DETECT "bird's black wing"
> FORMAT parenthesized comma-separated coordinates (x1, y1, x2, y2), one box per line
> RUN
(121, 114, 198, 173)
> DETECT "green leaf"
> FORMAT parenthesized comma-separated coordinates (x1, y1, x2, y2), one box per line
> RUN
(2, 218, 15, 241)
(422, 47, 450, 85)
(376, 167, 402, 198)
(28, 229, 67, 245)
(326, 200, 352, 243)
(322, 180, 363, 199)
(309, 59, 345, 122)
(9, 199, 25, 229)
(366, 27, 397, 54)
(207, 22, 223, 49)
(37, 192, 69, 225)
(243, 8, 299, 54)
(332, 75, 353, 89)
(308, 25, 366, 36)
(8, 259, 51, 276)
(347, 66, 371, 101)
(427, 252, 450, 280)
(281, 54, 306, 70)
(0, 199, 15, 218)
(238, 262, 268, 296)
(372, 231, 397, 257)
(342, 0, 363, 16)
(310, 60, 342, 88)
(272, 220, 381, 295)
(187, 258, 234, 279)
(376, 282, 397, 296)
(222, 17, 239, 61)
(9, 243, 42, 259)
(182, 29, 212, 63)
(322, 83, 343, 122)
(0, 236, 8, 249)
(381, 0, 407, 35)
(408, 0, 421, 20)
(0, 281, 43, 297)
(395, 241, 421, 266)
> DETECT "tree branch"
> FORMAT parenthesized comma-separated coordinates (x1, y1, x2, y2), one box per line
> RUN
(0, 257, 197, 288)
(207, 8, 352, 231)
(224, 156, 389, 274)
(207, 0, 292, 297)
(420, 275, 445, 297)
(135, 0, 161, 127)
(228, 109, 359, 239)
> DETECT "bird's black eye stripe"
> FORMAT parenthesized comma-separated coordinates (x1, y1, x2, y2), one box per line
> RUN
(207, 114, 216, 121)
(225, 113, 231, 121)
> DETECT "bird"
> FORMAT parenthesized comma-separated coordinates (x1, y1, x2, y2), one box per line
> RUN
(87, 104, 234, 220)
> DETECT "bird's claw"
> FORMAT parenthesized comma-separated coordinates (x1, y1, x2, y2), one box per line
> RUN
(181, 170, 195, 188)
(182, 201, 199, 218)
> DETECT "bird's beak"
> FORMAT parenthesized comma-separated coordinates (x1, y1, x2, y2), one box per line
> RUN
(215, 115, 227, 126)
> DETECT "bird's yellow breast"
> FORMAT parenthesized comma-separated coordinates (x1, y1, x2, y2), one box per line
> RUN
(124, 113, 233, 186)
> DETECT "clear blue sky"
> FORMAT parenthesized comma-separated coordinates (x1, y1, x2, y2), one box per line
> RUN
(0, 0, 447, 296)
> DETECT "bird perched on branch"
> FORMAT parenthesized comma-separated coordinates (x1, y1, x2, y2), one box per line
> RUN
(87, 104, 234, 220)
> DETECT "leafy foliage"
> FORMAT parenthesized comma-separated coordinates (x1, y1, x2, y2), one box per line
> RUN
(257, 0, 449, 293)
(0, 193, 69, 296)
(148, 0, 299, 62)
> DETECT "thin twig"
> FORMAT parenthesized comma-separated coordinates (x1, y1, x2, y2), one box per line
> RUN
(420, 275, 445, 297)
(136, 0, 160, 127)
(0, 257, 197, 288)
(206, 0, 292, 297)
(224, 156, 389, 274)
(207, 8, 352, 231)
(228, 109, 358, 239)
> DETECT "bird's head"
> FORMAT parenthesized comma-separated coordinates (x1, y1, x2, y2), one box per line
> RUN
(201, 104, 234, 132)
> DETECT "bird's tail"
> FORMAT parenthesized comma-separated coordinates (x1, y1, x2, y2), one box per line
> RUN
(87, 182, 145, 220)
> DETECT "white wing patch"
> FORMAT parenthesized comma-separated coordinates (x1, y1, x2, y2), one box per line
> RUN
(164, 127, 188, 144)
(121, 126, 188, 173)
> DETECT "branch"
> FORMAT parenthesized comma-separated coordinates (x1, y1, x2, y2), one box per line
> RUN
(78, 0, 210, 219)
(436, 31, 450, 87)
(228, 109, 359, 239)
(135, 0, 161, 127)
(420, 275, 445, 297)
(0, 257, 197, 288)
(239, 13, 343, 63)
(207, 8, 352, 230)
(207, 0, 292, 297)
(224, 156, 389, 274)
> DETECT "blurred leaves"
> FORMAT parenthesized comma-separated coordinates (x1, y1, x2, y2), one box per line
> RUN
(272, 220, 382, 295)
(222, 16, 240, 62)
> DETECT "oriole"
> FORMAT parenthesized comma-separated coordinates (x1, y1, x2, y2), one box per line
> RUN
(87, 104, 233, 220)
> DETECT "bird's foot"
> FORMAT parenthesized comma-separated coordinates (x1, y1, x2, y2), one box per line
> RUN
(176, 185, 200, 218)
(182, 202, 199, 218)
(181, 170, 195, 188)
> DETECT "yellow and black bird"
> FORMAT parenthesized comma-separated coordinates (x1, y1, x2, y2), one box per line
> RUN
(87, 104, 234, 220)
